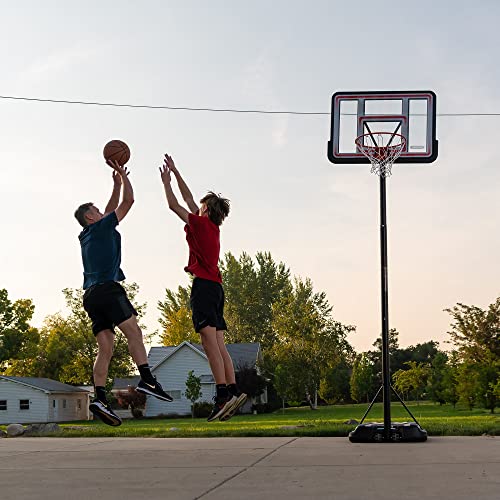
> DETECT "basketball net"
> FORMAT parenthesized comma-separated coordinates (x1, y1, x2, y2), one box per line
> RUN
(355, 132, 406, 177)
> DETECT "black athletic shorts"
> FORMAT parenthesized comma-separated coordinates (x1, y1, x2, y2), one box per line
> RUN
(83, 281, 137, 336)
(190, 277, 227, 332)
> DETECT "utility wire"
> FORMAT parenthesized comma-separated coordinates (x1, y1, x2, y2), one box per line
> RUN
(1, 94, 500, 117)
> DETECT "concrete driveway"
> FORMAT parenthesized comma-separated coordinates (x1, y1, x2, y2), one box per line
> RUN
(0, 436, 498, 499)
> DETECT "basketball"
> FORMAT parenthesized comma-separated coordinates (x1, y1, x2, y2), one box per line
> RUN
(103, 140, 130, 166)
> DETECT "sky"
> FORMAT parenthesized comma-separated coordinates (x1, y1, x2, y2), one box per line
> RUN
(1, 1, 499, 352)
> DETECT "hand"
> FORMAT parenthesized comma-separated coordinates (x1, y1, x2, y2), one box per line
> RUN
(159, 157, 171, 184)
(112, 168, 129, 186)
(164, 154, 178, 175)
(106, 159, 129, 178)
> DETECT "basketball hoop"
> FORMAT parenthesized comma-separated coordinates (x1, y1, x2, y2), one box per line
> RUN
(355, 132, 406, 177)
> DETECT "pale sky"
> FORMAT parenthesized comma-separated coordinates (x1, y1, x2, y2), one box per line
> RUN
(1, 1, 499, 352)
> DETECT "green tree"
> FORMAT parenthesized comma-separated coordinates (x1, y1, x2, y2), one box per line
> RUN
(0, 289, 38, 367)
(350, 353, 376, 403)
(5, 284, 148, 387)
(158, 285, 198, 345)
(427, 351, 449, 405)
(392, 361, 430, 402)
(269, 277, 354, 409)
(273, 363, 294, 413)
(445, 297, 499, 413)
(319, 359, 351, 404)
(442, 352, 460, 408)
(221, 251, 292, 350)
(185, 370, 202, 418)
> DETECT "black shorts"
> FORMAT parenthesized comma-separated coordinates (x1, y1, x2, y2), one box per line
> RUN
(83, 281, 137, 336)
(190, 277, 227, 332)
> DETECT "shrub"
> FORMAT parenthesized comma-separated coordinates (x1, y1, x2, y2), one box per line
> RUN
(193, 402, 213, 418)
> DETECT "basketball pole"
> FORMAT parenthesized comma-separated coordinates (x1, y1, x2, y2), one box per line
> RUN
(379, 174, 392, 441)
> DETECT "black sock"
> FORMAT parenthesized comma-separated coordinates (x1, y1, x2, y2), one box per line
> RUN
(216, 384, 229, 400)
(95, 386, 107, 403)
(227, 383, 239, 397)
(138, 364, 155, 385)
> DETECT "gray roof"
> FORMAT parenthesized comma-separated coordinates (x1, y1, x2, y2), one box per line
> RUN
(0, 376, 89, 393)
(112, 376, 140, 391)
(148, 346, 177, 367)
(149, 342, 261, 370)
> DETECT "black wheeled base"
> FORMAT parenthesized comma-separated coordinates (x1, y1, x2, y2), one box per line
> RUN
(349, 422, 427, 443)
(348, 384, 427, 442)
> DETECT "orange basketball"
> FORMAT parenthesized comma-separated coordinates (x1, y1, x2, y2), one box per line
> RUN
(103, 140, 130, 166)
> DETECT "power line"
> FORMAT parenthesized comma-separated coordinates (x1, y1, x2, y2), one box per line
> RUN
(1, 94, 500, 117)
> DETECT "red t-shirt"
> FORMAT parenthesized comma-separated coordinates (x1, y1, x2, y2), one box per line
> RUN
(184, 213, 222, 283)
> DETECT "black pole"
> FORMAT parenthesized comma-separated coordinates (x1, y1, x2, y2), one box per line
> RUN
(379, 174, 391, 440)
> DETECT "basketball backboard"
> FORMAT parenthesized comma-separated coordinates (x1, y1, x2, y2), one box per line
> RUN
(327, 90, 438, 164)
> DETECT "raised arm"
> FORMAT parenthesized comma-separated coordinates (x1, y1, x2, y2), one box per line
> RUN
(106, 159, 134, 222)
(165, 154, 199, 214)
(159, 157, 190, 223)
(104, 170, 124, 214)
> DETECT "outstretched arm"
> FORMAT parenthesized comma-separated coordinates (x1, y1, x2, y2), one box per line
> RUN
(159, 157, 190, 223)
(165, 154, 199, 214)
(106, 160, 134, 222)
(104, 170, 125, 214)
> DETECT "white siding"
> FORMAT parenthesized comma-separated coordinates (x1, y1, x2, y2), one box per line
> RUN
(0, 380, 90, 424)
(146, 344, 214, 417)
(0, 379, 49, 424)
(47, 393, 90, 421)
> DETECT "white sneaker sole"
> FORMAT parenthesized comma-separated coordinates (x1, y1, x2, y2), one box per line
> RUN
(89, 402, 122, 427)
(207, 396, 238, 422)
(220, 394, 248, 421)
(136, 386, 173, 402)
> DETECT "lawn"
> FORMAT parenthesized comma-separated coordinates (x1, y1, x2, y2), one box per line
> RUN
(7, 402, 496, 438)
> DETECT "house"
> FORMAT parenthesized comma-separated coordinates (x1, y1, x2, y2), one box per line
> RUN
(144, 341, 266, 417)
(111, 376, 140, 397)
(0, 376, 91, 424)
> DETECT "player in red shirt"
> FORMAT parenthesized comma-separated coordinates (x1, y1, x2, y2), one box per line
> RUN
(159, 154, 247, 422)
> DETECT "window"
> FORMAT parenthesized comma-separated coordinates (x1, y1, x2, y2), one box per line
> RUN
(168, 390, 182, 400)
(62, 400, 67, 409)
(19, 400, 30, 410)
(53, 400, 56, 408)
(0, 400, 7, 411)
(77, 399, 81, 410)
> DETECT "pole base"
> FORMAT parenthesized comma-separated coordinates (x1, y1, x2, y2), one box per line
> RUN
(349, 422, 428, 443)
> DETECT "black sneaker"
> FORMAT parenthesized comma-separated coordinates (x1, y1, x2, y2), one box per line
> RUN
(136, 378, 173, 402)
(89, 399, 122, 427)
(220, 393, 248, 422)
(207, 395, 238, 422)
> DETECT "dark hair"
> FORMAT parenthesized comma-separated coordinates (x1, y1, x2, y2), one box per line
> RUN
(200, 191, 230, 226)
(74, 203, 94, 227)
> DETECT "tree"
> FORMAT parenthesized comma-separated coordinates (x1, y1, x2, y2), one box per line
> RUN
(220, 251, 292, 351)
(320, 359, 351, 404)
(427, 351, 449, 405)
(392, 361, 430, 402)
(185, 370, 202, 418)
(5, 284, 148, 386)
(445, 297, 499, 412)
(0, 288, 38, 367)
(269, 277, 354, 409)
(442, 352, 460, 408)
(273, 363, 294, 413)
(158, 285, 198, 345)
(350, 353, 376, 403)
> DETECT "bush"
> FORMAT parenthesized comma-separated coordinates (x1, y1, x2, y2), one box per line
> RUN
(193, 402, 213, 418)
(131, 408, 143, 419)
(251, 403, 274, 414)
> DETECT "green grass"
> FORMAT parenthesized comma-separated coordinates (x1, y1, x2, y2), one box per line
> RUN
(4, 402, 497, 438)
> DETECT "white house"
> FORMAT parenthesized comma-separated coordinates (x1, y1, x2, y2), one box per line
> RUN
(144, 341, 266, 417)
(0, 376, 91, 424)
